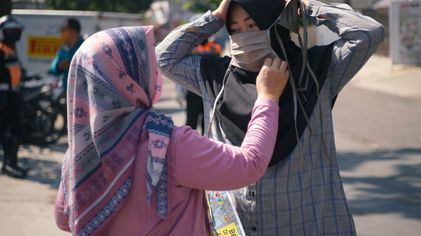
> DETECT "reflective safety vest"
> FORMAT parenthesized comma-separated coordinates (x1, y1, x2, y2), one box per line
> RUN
(0, 42, 22, 90)
(193, 41, 222, 56)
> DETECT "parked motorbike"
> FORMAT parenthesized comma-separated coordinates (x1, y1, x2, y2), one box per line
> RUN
(20, 74, 66, 146)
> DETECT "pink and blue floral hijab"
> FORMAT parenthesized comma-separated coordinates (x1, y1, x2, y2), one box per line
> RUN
(61, 26, 173, 235)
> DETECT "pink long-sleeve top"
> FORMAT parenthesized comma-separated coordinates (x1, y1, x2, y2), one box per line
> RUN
(55, 98, 279, 235)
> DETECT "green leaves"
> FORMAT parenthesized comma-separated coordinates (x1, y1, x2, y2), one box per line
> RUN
(183, 0, 221, 12)
(46, 0, 153, 13)
(0, 0, 12, 16)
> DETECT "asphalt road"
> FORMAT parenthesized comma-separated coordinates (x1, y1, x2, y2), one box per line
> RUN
(333, 86, 421, 236)
(0, 80, 420, 236)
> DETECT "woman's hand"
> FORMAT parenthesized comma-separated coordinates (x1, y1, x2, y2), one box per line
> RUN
(293, 0, 309, 15)
(256, 58, 289, 103)
(213, 0, 231, 23)
(285, 0, 309, 7)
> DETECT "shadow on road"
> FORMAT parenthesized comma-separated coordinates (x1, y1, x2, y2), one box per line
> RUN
(338, 148, 421, 220)
(0, 141, 68, 190)
(21, 156, 62, 189)
(47, 142, 68, 153)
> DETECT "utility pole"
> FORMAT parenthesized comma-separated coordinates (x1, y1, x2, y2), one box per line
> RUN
(0, 0, 12, 17)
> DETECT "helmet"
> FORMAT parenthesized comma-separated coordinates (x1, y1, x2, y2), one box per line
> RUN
(0, 15, 24, 31)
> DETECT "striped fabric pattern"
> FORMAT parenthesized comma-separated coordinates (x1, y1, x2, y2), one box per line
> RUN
(62, 26, 173, 236)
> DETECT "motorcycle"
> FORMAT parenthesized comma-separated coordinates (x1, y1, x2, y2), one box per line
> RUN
(20, 74, 66, 146)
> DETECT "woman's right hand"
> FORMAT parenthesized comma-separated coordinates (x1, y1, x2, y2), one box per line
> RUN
(256, 58, 289, 103)
(213, 0, 231, 22)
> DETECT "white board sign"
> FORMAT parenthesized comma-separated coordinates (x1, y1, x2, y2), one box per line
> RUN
(390, 0, 421, 65)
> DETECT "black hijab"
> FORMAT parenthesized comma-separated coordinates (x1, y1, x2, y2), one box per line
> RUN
(226, 0, 285, 31)
(202, 0, 335, 166)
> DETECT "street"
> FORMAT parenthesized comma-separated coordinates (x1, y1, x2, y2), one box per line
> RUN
(0, 58, 420, 235)
(0, 0, 420, 234)
(334, 86, 421, 236)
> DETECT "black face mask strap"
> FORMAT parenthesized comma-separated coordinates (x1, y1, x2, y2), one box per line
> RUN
(307, 61, 332, 163)
(274, 9, 332, 163)
(274, 25, 312, 141)
(299, 1, 332, 163)
(206, 66, 232, 137)
(297, 1, 308, 87)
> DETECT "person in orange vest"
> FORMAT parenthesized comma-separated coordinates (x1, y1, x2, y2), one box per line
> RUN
(0, 15, 27, 178)
(192, 38, 222, 55)
(187, 38, 223, 134)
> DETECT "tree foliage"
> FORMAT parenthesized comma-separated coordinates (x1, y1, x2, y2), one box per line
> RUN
(0, 0, 12, 17)
(46, 0, 153, 13)
(183, 0, 221, 12)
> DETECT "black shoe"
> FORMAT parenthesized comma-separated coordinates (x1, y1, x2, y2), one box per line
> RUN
(2, 164, 27, 179)
(13, 163, 29, 172)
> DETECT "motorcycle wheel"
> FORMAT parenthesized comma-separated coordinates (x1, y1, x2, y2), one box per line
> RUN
(22, 99, 66, 146)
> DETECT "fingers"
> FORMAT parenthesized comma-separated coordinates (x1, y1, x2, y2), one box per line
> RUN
(256, 57, 290, 103)
(262, 57, 288, 76)
(263, 57, 287, 68)
(263, 58, 273, 67)
(272, 58, 281, 68)
(213, 0, 232, 22)
(280, 60, 288, 73)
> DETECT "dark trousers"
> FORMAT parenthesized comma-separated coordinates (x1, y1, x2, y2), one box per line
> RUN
(185, 91, 204, 135)
(0, 91, 22, 167)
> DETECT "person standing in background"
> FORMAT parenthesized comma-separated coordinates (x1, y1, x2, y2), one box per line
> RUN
(49, 18, 84, 91)
(188, 38, 222, 134)
(0, 15, 27, 178)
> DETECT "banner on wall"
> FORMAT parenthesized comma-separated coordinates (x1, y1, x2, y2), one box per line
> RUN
(10, 9, 143, 76)
(27, 36, 64, 59)
(390, 0, 421, 65)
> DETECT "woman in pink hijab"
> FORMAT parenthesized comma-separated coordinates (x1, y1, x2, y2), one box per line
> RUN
(54, 26, 288, 236)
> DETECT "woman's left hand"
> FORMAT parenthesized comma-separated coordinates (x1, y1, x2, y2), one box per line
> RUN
(213, 0, 231, 23)
(298, 0, 309, 15)
(294, 0, 309, 7)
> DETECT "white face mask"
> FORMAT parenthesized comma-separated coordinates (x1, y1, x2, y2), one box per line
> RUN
(230, 30, 278, 72)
